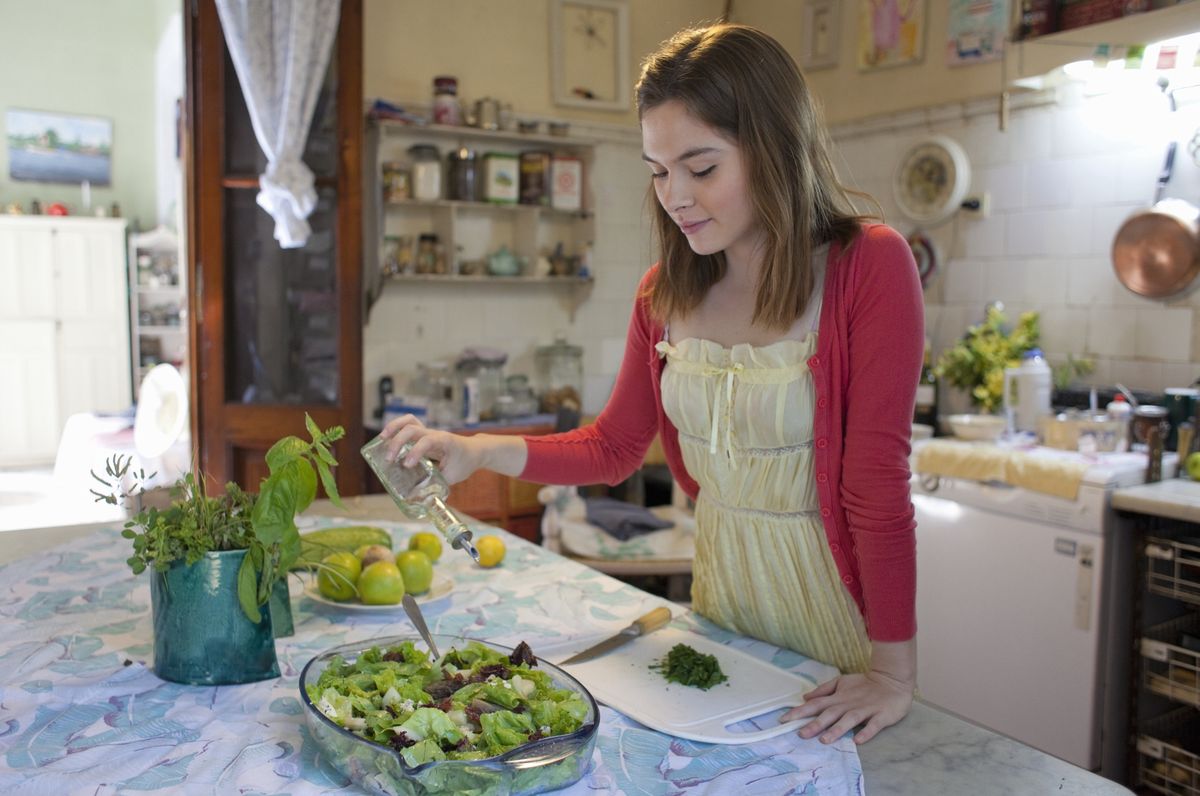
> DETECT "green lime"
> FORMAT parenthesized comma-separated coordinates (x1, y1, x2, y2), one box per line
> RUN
(395, 550, 434, 595)
(358, 560, 406, 605)
(408, 531, 444, 563)
(317, 551, 361, 601)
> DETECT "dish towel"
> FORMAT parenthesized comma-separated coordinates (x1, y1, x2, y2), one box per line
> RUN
(584, 497, 675, 541)
(914, 440, 1090, 500)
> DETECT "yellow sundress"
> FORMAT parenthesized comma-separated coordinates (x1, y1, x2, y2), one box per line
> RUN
(655, 330, 872, 674)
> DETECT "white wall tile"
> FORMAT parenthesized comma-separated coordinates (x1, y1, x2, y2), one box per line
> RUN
(943, 258, 985, 304)
(1086, 307, 1137, 357)
(1023, 160, 1074, 209)
(1109, 358, 1165, 392)
(977, 164, 1023, 212)
(961, 215, 1005, 257)
(1036, 307, 1088, 357)
(1136, 308, 1192, 362)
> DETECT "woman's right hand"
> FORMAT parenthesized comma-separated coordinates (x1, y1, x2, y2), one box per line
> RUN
(378, 414, 486, 485)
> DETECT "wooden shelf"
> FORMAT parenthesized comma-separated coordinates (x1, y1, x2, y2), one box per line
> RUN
(1009, 2, 1200, 81)
(138, 325, 186, 334)
(384, 274, 592, 285)
(375, 117, 597, 149)
(384, 198, 589, 218)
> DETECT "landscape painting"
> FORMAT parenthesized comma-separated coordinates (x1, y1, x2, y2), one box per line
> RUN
(6, 108, 112, 185)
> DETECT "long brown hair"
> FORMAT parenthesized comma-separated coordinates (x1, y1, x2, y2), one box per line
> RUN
(637, 24, 876, 329)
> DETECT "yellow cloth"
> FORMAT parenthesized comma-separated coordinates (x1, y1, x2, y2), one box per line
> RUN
(913, 439, 1090, 500)
(656, 335, 871, 674)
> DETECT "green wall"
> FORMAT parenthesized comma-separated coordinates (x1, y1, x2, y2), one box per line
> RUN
(0, 0, 171, 230)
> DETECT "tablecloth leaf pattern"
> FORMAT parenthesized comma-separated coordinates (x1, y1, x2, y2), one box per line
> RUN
(0, 518, 864, 795)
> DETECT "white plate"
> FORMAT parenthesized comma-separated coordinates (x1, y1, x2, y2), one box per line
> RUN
(304, 572, 454, 611)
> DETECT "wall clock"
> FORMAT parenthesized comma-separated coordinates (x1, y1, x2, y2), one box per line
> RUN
(550, 0, 630, 111)
(893, 135, 971, 226)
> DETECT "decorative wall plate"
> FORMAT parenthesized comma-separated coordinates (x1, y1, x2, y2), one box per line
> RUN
(894, 135, 971, 226)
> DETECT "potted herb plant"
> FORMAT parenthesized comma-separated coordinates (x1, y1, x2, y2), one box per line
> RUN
(93, 415, 344, 685)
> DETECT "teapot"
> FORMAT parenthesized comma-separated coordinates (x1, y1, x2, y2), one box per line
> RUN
(487, 245, 525, 277)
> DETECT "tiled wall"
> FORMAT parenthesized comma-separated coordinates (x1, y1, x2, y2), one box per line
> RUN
(831, 79, 1200, 415)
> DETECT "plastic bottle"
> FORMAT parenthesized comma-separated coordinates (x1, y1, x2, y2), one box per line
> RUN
(1003, 348, 1052, 435)
(1106, 394, 1133, 451)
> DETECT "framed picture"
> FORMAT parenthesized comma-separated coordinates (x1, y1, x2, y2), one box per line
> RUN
(945, 0, 1007, 66)
(550, 0, 630, 111)
(801, 0, 842, 71)
(5, 108, 112, 185)
(857, 0, 927, 71)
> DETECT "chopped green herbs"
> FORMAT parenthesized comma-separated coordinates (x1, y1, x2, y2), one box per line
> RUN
(650, 643, 729, 690)
(306, 640, 588, 767)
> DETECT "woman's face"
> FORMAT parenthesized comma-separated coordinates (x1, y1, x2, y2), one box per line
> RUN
(641, 100, 763, 266)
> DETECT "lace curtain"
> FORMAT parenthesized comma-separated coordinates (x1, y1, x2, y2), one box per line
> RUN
(215, 0, 340, 248)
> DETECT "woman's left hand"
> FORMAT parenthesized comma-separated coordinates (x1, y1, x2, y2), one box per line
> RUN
(781, 638, 916, 744)
(781, 668, 913, 745)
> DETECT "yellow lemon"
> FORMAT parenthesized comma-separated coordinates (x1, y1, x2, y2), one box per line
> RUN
(317, 551, 361, 601)
(357, 561, 406, 605)
(395, 550, 434, 594)
(475, 535, 506, 568)
(408, 531, 444, 563)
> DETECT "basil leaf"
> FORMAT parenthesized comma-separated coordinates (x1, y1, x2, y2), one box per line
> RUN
(237, 552, 261, 623)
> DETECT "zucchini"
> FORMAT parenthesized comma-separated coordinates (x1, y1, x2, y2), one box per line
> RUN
(294, 525, 392, 569)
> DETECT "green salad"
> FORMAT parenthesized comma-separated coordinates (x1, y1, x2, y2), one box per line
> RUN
(306, 640, 589, 768)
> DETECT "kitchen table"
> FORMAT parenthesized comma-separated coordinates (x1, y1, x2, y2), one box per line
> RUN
(0, 509, 1129, 795)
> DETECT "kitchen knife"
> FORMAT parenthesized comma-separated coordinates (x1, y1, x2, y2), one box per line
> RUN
(559, 606, 672, 665)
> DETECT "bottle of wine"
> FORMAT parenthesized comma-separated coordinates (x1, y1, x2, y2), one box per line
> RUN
(914, 340, 939, 432)
(361, 435, 479, 561)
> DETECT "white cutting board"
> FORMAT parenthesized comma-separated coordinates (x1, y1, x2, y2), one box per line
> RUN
(558, 627, 819, 744)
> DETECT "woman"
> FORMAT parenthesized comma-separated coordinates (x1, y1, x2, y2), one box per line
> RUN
(381, 24, 923, 745)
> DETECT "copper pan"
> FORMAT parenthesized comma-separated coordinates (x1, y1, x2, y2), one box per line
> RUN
(1112, 142, 1200, 299)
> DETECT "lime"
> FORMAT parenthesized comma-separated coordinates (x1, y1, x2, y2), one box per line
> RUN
(354, 543, 394, 568)
(358, 561, 406, 605)
(395, 550, 434, 594)
(1188, 452, 1200, 481)
(475, 535, 506, 568)
(408, 531, 444, 563)
(317, 551, 361, 601)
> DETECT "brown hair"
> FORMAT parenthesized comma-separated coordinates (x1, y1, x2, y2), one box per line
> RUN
(637, 24, 876, 329)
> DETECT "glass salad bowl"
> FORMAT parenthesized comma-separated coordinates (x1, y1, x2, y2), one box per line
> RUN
(299, 634, 599, 796)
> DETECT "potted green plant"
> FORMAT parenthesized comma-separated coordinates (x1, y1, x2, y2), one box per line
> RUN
(935, 307, 1041, 414)
(93, 415, 345, 685)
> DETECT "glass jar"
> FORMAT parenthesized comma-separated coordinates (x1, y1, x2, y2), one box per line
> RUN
(409, 144, 442, 201)
(431, 75, 461, 126)
(505, 373, 539, 418)
(535, 335, 583, 413)
(415, 233, 439, 274)
(426, 361, 456, 427)
(447, 147, 479, 202)
(456, 347, 508, 422)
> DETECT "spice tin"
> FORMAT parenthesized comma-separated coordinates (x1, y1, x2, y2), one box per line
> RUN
(484, 152, 519, 204)
(551, 155, 583, 212)
(519, 151, 551, 206)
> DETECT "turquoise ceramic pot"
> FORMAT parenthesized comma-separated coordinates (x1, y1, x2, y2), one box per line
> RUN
(150, 549, 280, 685)
(270, 576, 294, 638)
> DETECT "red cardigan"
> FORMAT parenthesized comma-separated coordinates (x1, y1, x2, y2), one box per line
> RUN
(522, 224, 924, 642)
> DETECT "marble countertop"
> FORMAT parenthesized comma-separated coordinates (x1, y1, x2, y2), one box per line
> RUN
(0, 513, 1132, 795)
(1112, 477, 1200, 523)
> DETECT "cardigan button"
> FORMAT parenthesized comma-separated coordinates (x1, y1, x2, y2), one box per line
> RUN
(829, 543, 840, 554)
(842, 574, 854, 585)
(807, 356, 820, 369)
(816, 438, 828, 449)
(820, 507, 832, 519)
(817, 398, 828, 409)
(816, 472, 828, 484)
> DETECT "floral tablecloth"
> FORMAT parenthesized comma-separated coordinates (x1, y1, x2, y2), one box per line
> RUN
(0, 515, 863, 795)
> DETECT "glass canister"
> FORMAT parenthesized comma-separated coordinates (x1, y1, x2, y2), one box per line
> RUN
(447, 147, 479, 202)
(431, 75, 462, 126)
(408, 144, 442, 201)
(535, 335, 583, 413)
(456, 347, 508, 421)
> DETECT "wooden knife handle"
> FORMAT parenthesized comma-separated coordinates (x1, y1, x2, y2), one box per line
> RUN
(633, 606, 672, 635)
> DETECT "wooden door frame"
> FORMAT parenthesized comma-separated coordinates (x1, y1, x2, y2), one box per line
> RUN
(184, 0, 364, 493)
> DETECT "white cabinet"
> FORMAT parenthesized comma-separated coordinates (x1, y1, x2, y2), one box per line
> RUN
(127, 226, 186, 398)
(363, 117, 597, 316)
(0, 216, 131, 465)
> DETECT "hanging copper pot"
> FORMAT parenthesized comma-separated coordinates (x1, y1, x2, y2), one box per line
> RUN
(1112, 143, 1200, 300)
